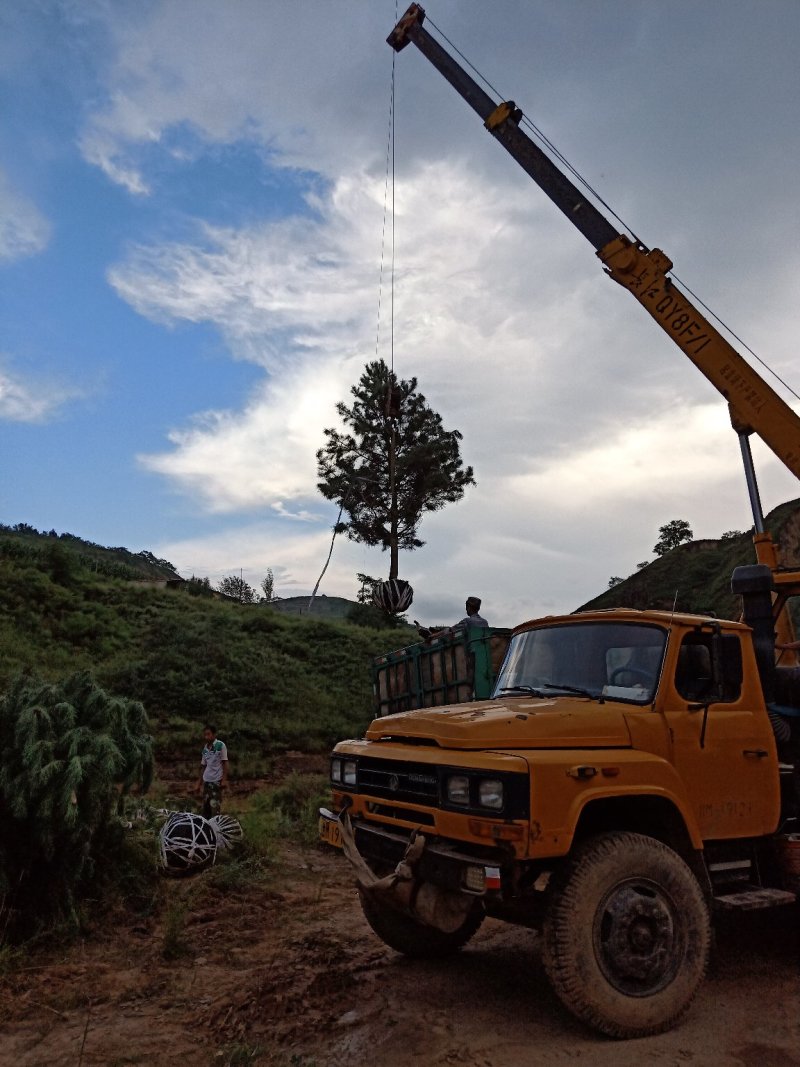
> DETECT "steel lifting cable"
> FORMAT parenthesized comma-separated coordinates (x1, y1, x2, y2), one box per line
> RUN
(375, 51, 396, 369)
(309, 28, 398, 613)
(390, 0, 398, 376)
(669, 274, 800, 404)
(377, 16, 400, 597)
(374, 33, 398, 395)
(387, 33, 398, 582)
(425, 15, 800, 406)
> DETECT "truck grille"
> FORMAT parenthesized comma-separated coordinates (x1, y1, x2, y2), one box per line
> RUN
(358, 758, 440, 806)
(340, 756, 529, 819)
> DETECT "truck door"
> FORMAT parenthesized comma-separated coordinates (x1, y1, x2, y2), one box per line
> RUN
(664, 631, 779, 839)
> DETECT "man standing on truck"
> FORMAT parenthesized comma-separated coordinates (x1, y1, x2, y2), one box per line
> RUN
(454, 596, 488, 629)
(198, 724, 228, 818)
(414, 596, 489, 639)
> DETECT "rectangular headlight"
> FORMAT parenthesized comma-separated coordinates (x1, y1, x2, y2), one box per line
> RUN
(478, 778, 504, 811)
(464, 865, 486, 893)
(447, 774, 470, 806)
(343, 759, 357, 786)
(330, 757, 342, 783)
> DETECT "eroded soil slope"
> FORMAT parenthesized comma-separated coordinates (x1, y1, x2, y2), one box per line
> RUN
(2, 843, 798, 1067)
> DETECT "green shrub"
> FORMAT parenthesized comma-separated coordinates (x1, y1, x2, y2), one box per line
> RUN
(251, 773, 329, 846)
(236, 802, 285, 862)
(0, 671, 154, 942)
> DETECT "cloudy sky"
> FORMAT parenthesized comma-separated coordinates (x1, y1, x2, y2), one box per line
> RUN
(2, 0, 799, 626)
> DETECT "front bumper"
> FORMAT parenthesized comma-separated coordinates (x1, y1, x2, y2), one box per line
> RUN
(321, 807, 510, 896)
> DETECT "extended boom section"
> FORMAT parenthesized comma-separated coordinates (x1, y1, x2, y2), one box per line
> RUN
(388, 4, 617, 251)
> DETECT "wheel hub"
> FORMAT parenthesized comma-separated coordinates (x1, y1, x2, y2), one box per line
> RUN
(594, 880, 681, 996)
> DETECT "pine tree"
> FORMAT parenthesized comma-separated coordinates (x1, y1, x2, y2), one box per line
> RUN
(316, 360, 475, 579)
(0, 671, 153, 940)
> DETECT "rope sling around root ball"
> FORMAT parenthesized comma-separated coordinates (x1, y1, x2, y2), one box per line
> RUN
(158, 811, 244, 874)
(372, 577, 413, 614)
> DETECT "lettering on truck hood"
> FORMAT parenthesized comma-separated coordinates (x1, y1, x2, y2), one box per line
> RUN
(366, 698, 633, 750)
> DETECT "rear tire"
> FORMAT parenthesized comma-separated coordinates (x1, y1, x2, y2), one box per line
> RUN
(543, 831, 710, 1038)
(359, 888, 484, 958)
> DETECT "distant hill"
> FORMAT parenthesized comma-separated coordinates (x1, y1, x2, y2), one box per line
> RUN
(270, 595, 357, 619)
(268, 595, 416, 636)
(578, 498, 800, 618)
(0, 524, 417, 769)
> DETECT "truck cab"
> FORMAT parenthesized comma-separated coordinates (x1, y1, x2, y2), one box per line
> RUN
(322, 597, 798, 1038)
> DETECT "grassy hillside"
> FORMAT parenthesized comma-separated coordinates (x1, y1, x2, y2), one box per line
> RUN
(0, 528, 418, 776)
(5, 501, 799, 778)
(579, 498, 800, 617)
(271, 594, 357, 618)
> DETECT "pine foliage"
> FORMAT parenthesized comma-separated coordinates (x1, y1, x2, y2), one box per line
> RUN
(0, 671, 153, 941)
(316, 360, 475, 573)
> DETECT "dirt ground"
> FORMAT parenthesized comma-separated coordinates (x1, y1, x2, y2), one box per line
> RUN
(2, 829, 799, 1067)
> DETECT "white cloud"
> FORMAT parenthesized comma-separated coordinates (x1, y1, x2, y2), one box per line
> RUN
(77, 0, 390, 195)
(80, 130, 151, 196)
(153, 519, 345, 595)
(0, 360, 75, 423)
(137, 358, 348, 513)
(108, 170, 387, 366)
(0, 169, 51, 263)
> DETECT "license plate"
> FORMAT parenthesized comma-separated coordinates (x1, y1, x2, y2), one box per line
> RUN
(318, 814, 343, 849)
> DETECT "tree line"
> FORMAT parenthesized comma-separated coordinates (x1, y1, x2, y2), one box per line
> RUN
(215, 568, 277, 604)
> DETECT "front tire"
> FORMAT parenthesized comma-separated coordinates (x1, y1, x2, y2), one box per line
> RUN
(359, 888, 484, 958)
(543, 832, 710, 1038)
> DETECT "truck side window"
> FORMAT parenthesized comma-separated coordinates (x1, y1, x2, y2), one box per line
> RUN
(675, 633, 742, 703)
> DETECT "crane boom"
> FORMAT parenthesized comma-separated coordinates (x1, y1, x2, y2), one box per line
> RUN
(388, 4, 800, 484)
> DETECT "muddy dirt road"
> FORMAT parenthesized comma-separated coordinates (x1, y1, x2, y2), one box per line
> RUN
(2, 841, 798, 1067)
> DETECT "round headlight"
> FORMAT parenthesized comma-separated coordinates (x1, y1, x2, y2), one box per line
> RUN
(330, 757, 342, 783)
(478, 778, 504, 810)
(343, 759, 357, 786)
(447, 774, 470, 806)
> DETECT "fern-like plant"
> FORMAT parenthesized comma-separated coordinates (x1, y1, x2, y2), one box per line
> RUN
(0, 671, 153, 941)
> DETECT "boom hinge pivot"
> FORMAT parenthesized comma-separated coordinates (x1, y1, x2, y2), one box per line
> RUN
(484, 101, 522, 131)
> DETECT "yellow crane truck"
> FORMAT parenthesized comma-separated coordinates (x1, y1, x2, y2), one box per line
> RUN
(319, 5, 800, 1039)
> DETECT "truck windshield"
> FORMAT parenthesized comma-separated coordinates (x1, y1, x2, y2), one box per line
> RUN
(494, 621, 667, 705)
